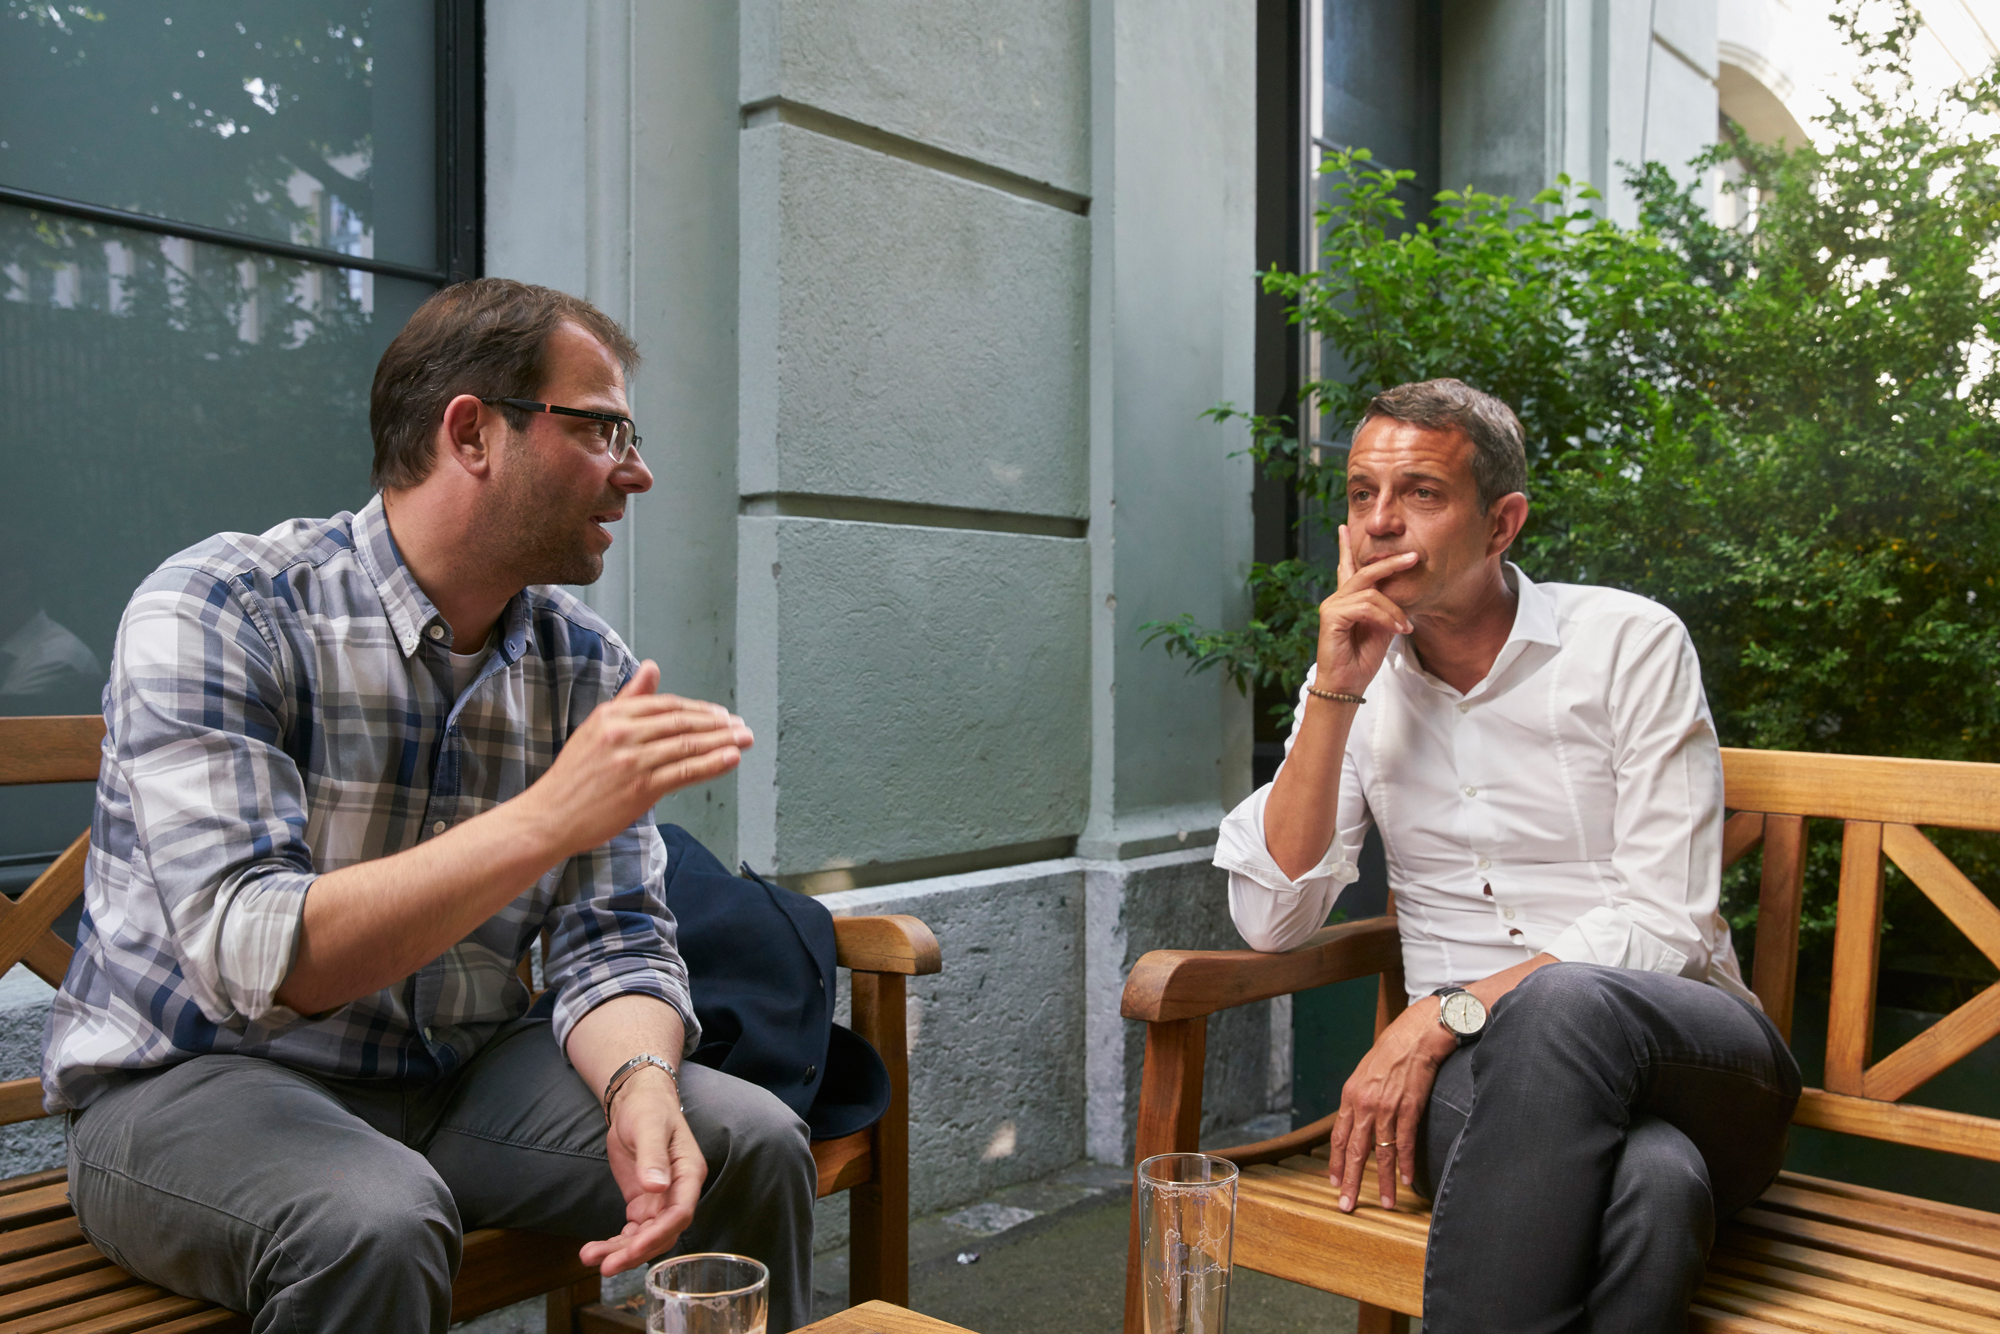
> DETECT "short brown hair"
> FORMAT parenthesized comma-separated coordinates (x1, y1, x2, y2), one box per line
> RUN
(369, 278, 641, 489)
(1356, 378, 1527, 511)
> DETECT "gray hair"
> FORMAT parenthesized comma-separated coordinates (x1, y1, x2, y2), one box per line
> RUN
(1355, 378, 1527, 512)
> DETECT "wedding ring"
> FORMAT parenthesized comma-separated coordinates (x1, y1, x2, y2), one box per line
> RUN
(1376, 1139, 1394, 1147)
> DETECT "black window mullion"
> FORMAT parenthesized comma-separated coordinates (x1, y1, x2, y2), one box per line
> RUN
(438, 0, 485, 284)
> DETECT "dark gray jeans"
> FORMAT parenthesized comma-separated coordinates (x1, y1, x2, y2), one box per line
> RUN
(1412, 965, 1800, 1334)
(65, 1018, 817, 1334)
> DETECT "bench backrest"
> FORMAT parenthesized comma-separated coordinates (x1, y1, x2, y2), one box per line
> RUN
(0, 715, 98, 988)
(1722, 746, 2000, 1166)
(0, 715, 104, 1124)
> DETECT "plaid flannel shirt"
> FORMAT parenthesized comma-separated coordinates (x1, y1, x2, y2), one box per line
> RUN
(41, 494, 698, 1111)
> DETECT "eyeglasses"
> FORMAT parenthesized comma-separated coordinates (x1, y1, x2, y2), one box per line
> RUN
(480, 398, 642, 463)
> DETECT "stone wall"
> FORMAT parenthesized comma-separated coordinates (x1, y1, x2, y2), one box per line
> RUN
(810, 848, 1283, 1251)
(0, 969, 59, 1179)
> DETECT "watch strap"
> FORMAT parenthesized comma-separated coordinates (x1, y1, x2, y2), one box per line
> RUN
(602, 1052, 680, 1125)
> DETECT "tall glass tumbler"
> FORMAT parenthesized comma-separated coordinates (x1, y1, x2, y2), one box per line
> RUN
(1138, 1152, 1239, 1334)
(646, 1253, 769, 1334)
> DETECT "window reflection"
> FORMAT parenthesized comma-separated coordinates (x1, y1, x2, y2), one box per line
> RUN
(0, 202, 428, 863)
(0, 1, 436, 270)
(0, 1, 446, 899)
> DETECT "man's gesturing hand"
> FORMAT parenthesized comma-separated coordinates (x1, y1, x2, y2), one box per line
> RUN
(578, 1074, 707, 1276)
(1314, 525, 1417, 695)
(1329, 997, 1458, 1214)
(525, 660, 752, 859)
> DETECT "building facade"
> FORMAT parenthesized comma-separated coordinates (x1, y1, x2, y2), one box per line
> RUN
(0, 0, 1856, 1265)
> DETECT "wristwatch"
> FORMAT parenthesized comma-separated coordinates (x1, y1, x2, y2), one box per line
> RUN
(1430, 985, 1489, 1045)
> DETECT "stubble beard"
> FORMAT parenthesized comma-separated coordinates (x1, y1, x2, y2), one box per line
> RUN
(485, 453, 612, 588)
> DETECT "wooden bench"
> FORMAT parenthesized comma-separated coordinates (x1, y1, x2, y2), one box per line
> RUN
(1121, 747, 2000, 1333)
(0, 715, 942, 1333)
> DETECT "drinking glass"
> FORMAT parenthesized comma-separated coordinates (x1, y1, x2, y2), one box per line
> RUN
(1138, 1152, 1238, 1334)
(646, 1253, 769, 1334)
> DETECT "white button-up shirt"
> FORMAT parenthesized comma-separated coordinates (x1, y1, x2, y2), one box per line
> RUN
(1215, 564, 1754, 1007)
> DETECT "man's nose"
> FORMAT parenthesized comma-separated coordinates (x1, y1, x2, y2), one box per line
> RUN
(1364, 495, 1404, 534)
(614, 451, 654, 494)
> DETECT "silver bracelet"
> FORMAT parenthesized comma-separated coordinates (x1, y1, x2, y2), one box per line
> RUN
(602, 1052, 680, 1125)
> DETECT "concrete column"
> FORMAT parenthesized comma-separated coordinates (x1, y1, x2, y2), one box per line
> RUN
(485, 0, 743, 856)
(734, 0, 1094, 890)
(1442, 0, 1718, 223)
(1080, 0, 1258, 866)
(1076, 0, 1263, 1168)
(490, 0, 1275, 1215)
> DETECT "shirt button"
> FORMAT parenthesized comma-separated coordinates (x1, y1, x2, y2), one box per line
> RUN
(1462, 785, 1478, 797)
(1477, 857, 1491, 870)
(1457, 702, 1471, 714)
(1502, 907, 1517, 920)
(432, 820, 447, 835)
(428, 624, 445, 641)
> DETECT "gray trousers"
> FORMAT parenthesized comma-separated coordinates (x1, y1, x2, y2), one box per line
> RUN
(65, 1018, 817, 1334)
(1412, 965, 1801, 1334)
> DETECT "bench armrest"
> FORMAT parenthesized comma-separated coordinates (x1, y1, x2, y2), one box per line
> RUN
(1120, 916, 1401, 1023)
(832, 914, 942, 976)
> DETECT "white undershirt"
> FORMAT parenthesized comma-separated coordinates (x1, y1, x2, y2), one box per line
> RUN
(449, 634, 495, 698)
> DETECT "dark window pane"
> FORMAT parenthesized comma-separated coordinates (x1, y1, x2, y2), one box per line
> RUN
(1323, 0, 1440, 192)
(0, 201, 428, 861)
(0, 2, 437, 270)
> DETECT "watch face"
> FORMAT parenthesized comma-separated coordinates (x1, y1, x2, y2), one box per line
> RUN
(1440, 990, 1487, 1035)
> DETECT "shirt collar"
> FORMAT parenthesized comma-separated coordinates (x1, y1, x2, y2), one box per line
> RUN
(351, 494, 542, 664)
(1506, 563, 1561, 649)
(1391, 562, 1560, 695)
(350, 495, 435, 658)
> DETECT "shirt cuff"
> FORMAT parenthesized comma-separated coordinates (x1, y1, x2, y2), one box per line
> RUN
(1544, 905, 1690, 977)
(212, 869, 315, 1029)
(1214, 783, 1361, 896)
(551, 961, 703, 1060)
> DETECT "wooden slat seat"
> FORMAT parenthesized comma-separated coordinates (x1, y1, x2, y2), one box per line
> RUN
(1122, 747, 2000, 1333)
(1229, 1149, 2000, 1332)
(0, 717, 944, 1331)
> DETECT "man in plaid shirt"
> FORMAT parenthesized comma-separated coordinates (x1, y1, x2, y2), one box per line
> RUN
(41, 279, 816, 1332)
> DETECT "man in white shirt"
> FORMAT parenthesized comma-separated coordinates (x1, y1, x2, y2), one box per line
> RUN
(1214, 379, 1800, 1333)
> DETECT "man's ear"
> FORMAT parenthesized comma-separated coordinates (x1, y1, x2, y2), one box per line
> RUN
(1487, 492, 1529, 557)
(437, 394, 495, 478)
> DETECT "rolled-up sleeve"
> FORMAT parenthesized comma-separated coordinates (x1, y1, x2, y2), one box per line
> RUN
(114, 568, 316, 1030)
(1543, 616, 1721, 979)
(543, 818, 701, 1058)
(1215, 671, 1371, 952)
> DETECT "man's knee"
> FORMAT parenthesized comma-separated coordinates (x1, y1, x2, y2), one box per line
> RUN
(72, 1091, 459, 1318)
(1613, 1118, 1714, 1239)
(1487, 963, 1630, 1046)
(319, 1154, 460, 1256)
(249, 1143, 461, 1302)
(685, 1070, 814, 1201)
(729, 1088, 816, 1187)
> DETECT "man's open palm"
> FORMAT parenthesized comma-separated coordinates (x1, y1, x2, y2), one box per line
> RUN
(527, 661, 753, 858)
(579, 1082, 708, 1276)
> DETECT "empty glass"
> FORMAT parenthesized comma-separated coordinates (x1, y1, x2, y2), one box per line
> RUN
(1138, 1153, 1239, 1334)
(646, 1253, 768, 1334)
